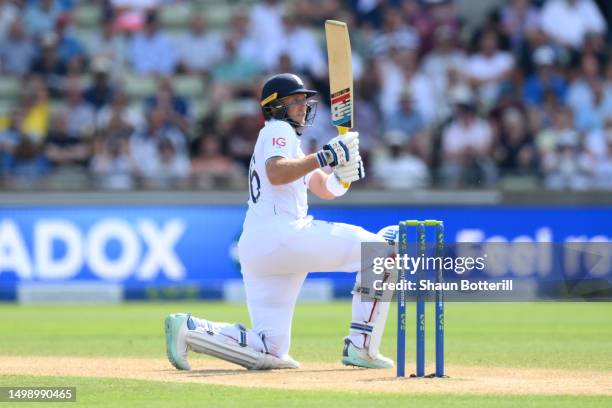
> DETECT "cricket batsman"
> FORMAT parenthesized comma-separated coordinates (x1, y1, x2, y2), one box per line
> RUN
(165, 73, 395, 370)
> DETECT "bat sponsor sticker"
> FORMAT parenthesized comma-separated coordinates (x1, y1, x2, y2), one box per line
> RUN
(330, 88, 352, 127)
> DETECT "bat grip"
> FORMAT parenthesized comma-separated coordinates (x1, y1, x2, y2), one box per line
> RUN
(337, 126, 351, 188)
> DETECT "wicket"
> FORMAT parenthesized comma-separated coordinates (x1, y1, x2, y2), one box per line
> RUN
(396, 220, 445, 378)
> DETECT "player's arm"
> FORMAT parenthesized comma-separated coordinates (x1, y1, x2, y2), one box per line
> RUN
(266, 132, 360, 186)
(308, 157, 366, 199)
(307, 169, 339, 200)
(266, 155, 320, 186)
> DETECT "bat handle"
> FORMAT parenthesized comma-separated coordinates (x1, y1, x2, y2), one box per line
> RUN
(337, 126, 351, 188)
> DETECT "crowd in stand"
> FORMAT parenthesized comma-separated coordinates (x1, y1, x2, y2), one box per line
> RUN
(0, 0, 610, 190)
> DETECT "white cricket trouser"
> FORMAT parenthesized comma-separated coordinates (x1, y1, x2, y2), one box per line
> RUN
(238, 217, 385, 358)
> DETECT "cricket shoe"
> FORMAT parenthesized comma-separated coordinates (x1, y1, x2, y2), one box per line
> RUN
(341, 338, 394, 369)
(164, 313, 192, 370)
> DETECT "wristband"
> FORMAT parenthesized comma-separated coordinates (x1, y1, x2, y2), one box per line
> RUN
(326, 173, 349, 197)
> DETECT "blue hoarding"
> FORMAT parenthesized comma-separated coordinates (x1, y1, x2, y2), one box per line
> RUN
(1, 205, 611, 299)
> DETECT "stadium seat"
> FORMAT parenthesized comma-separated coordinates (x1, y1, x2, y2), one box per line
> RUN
(74, 28, 99, 54)
(205, 4, 234, 30)
(172, 76, 206, 99)
(0, 100, 13, 117)
(0, 77, 21, 100)
(165, 28, 188, 42)
(74, 4, 102, 28)
(499, 175, 540, 190)
(159, 3, 192, 28)
(219, 99, 259, 123)
(122, 76, 157, 100)
(191, 98, 211, 119)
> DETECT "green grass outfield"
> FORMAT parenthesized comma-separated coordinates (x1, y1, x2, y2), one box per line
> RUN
(0, 302, 611, 407)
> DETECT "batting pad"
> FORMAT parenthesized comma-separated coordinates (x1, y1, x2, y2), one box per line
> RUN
(186, 328, 299, 370)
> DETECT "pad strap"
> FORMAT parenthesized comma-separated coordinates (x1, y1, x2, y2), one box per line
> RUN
(350, 321, 374, 335)
(204, 320, 214, 335)
(237, 324, 248, 347)
(352, 283, 385, 300)
(260, 333, 270, 354)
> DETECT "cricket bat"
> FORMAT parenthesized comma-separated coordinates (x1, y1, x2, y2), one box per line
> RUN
(325, 20, 354, 187)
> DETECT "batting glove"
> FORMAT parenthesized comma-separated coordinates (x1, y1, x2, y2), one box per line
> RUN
(334, 156, 365, 183)
(316, 132, 359, 168)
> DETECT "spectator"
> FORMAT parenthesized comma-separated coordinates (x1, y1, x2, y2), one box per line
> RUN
(0, 0, 22, 41)
(593, 129, 612, 190)
(586, 116, 612, 160)
(54, 13, 87, 73)
(145, 77, 190, 134)
(231, 11, 259, 65)
(409, 0, 461, 54)
(523, 46, 567, 107)
(248, 0, 285, 71)
(535, 105, 575, 158)
(577, 31, 608, 68)
(90, 133, 134, 190)
(501, 0, 541, 51)
(61, 77, 96, 139)
(421, 25, 467, 121)
(352, 83, 382, 157)
(175, 14, 225, 75)
(97, 88, 143, 131)
(10, 132, 48, 188)
(385, 89, 429, 161)
(55, 0, 75, 12)
(567, 54, 612, 131)
(111, 0, 162, 14)
(567, 53, 601, 108)
(83, 58, 115, 110)
(87, 19, 129, 76)
(368, 7, 419, 57)
(190, 136, 244, 189)
(440, 87, 497, 187)
(130, 108, 187, 181)
(540, 0, 606, 49)
(110, 0, 163, 32)
(528, 89, 562, 131)
(129, 10, 176, 75)
(221, 100, 261, 169)
(2, 104, 48, 188)
(379, 51, 435, 123)
(349, 0, 387, 29)
(23, 0, 62, 37)
(495, 107, 538, 175)
(372, 139, 430, 189)
(0, 110, 25, 177)
(291, 0, 342, 26)
(16, 77, 50, 143)
(279, 14, 327, 78)
(464, 29, 515, 109)
(572, 78, 612, 132)
(0, 16, 36, 76)
(43, 110, 90, 171)
(29, 32, 67, 96)
(210, 38, 261, 104)
(140, 137, 189, 188)
(542, 129, 593, 190)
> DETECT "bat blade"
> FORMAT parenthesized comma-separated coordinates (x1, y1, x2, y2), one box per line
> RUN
(325, 20, 353, 132)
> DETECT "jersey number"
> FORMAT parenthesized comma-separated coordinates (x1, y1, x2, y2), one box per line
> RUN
(249, 157, 261, 203)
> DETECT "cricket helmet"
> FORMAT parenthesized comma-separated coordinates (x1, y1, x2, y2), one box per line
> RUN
(260, 73, 318, 127)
